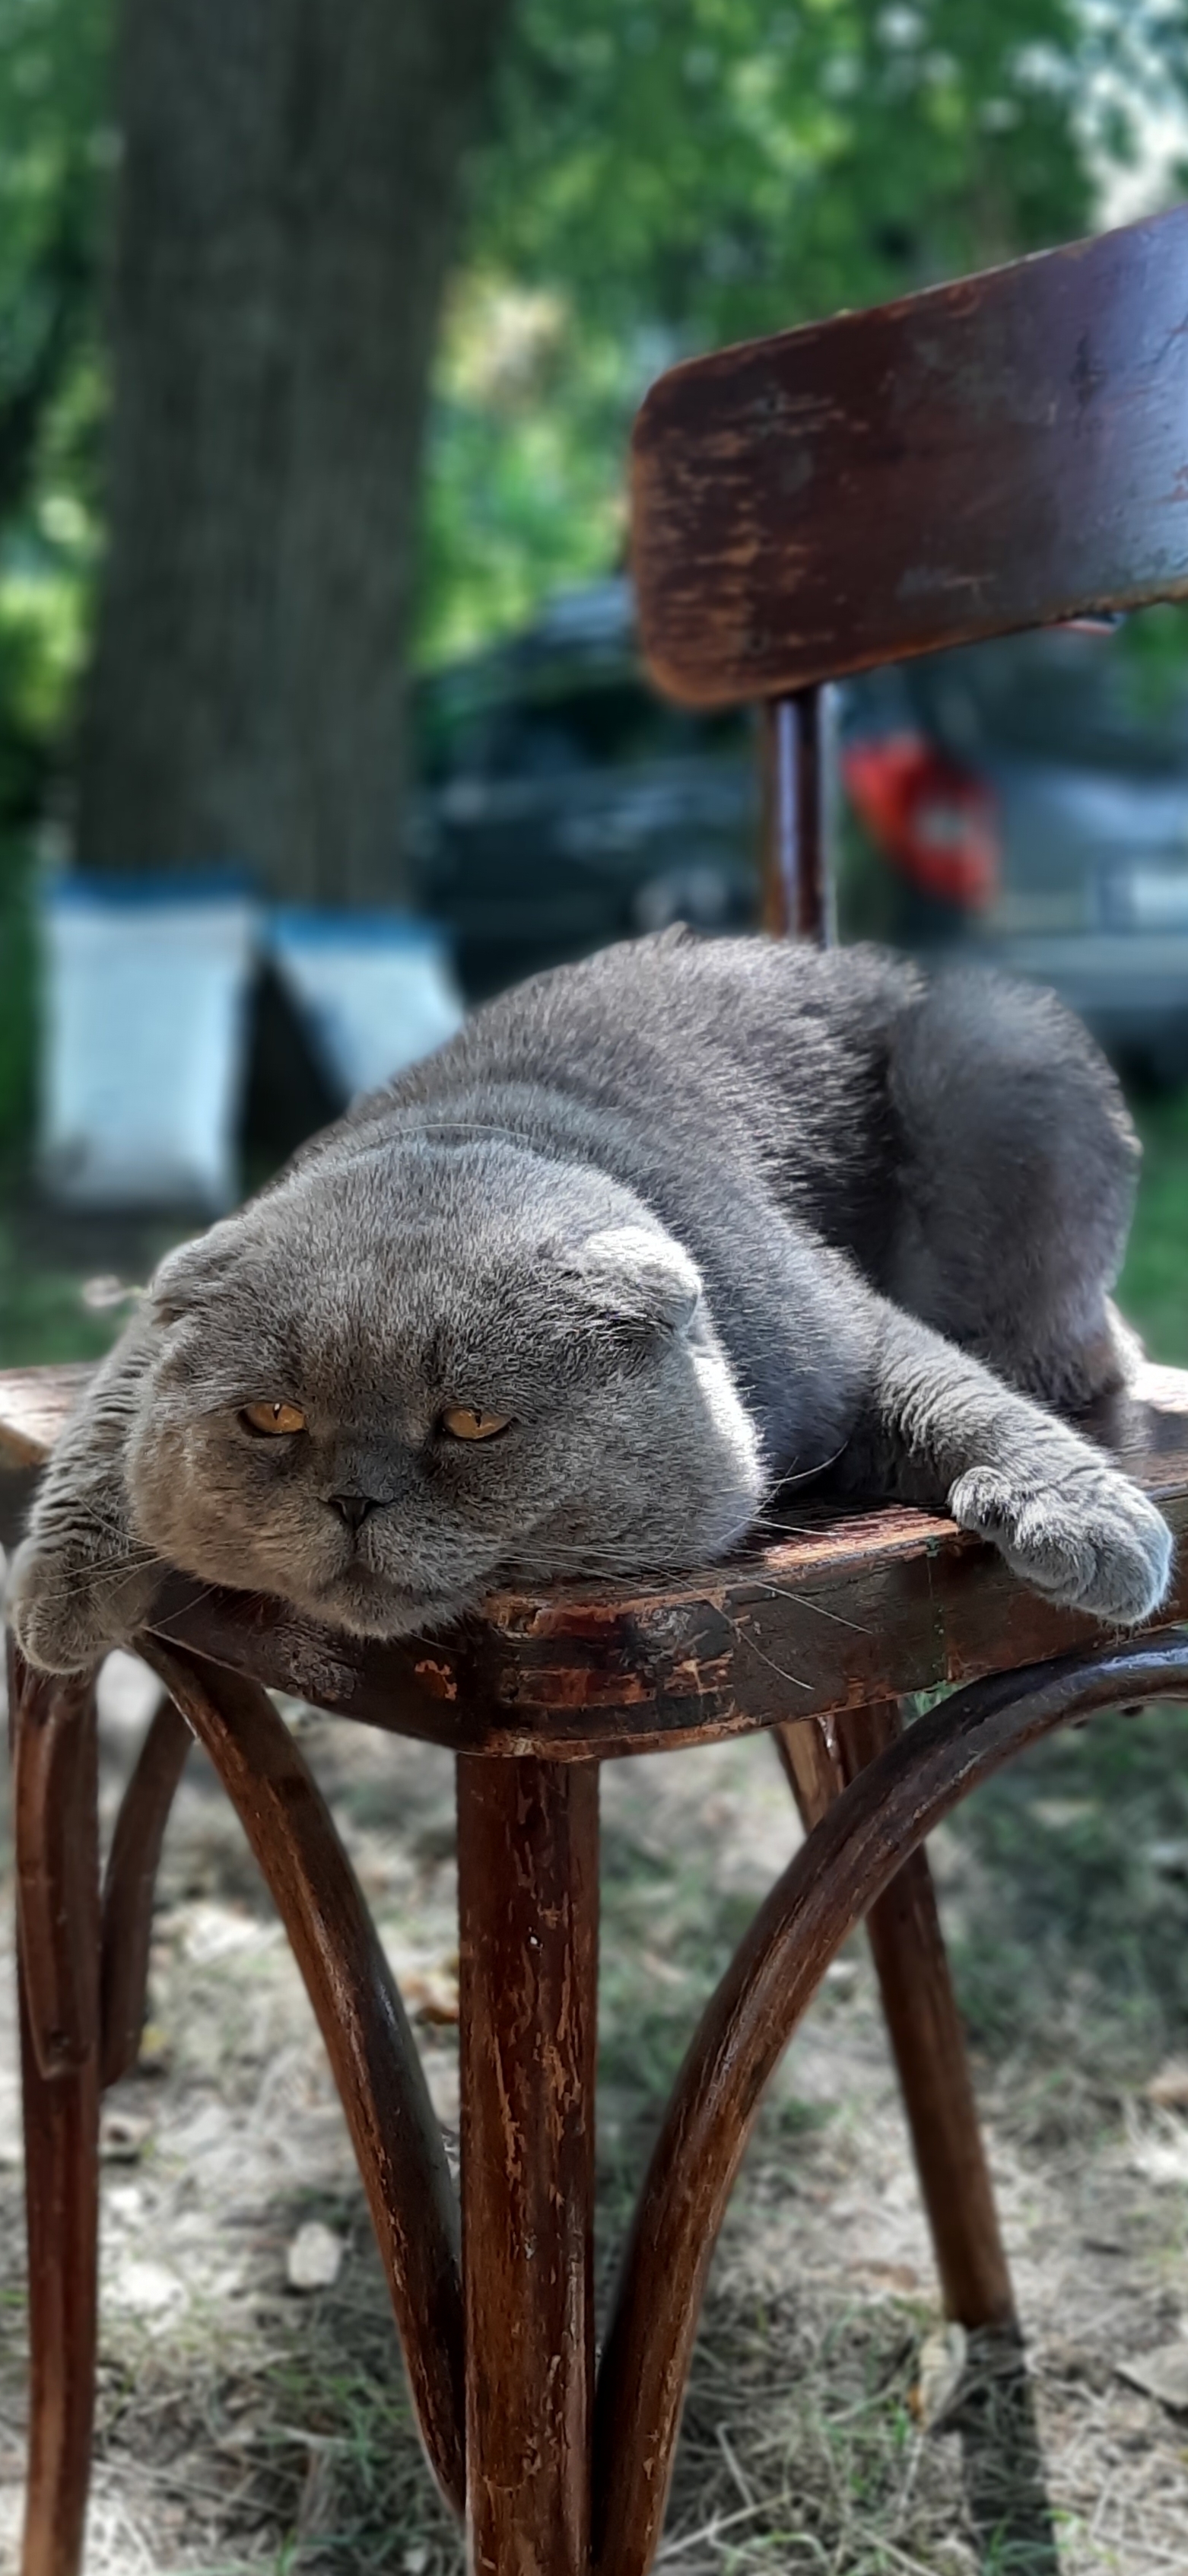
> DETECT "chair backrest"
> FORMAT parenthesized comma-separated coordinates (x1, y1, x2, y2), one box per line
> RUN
(631, 205, 1188, 939)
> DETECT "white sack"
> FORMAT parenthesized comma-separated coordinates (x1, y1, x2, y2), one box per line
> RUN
(268, 908, 463, 1099)
(39, 879, 259, 1210)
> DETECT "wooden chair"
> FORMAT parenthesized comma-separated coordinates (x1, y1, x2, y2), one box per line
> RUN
(6, 205, 1188, 2576)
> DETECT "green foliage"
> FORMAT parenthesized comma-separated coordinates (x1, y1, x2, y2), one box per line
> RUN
(416, 275, 634, 665)
(0, 0, 110, 474)
(481, 0, 1096, 345)
(0, 0, 110, 806)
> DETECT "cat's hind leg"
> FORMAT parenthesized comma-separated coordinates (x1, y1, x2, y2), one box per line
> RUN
(886, 967, 1141, 1409)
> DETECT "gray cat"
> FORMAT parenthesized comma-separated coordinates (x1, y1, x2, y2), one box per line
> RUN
(8, 932, 1174, 1676)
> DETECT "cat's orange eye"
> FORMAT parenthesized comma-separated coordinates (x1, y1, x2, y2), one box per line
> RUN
(441, 1404, 512, 1442)
(240, 1400, 307, 1437)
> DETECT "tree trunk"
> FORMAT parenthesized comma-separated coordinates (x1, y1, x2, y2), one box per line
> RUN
(77, 0, 512, 905)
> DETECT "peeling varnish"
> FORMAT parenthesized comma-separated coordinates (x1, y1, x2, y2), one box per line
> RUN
(414, 1657, 459, 1701)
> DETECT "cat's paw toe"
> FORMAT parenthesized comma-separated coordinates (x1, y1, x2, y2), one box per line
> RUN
(5, 1538, 158, 1675)
(949, 1464, 1174, 1626)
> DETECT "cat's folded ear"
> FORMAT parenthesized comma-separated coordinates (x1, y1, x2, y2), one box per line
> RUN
(567, 1226, 702, 1350)
(150, 1220, 243, 1321)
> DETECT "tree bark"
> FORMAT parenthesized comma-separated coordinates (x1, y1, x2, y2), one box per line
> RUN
(77, 0, 512, 905)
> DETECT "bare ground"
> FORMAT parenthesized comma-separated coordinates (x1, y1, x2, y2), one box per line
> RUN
(2, 1653, 1188, 2573)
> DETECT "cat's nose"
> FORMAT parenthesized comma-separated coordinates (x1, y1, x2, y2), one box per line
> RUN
(328, 1492, 379, 1534)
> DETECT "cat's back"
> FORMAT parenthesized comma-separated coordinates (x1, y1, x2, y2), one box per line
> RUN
(386, 931, 916, 1139)
(311, 933, 917, 1267)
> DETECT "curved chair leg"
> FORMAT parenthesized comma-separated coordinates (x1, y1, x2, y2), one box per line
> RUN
(100, 1693, 192, 2090)
(775, 1703, 1015, 2328)
(137, 1637, 466, 2516)
(8, 1640, 101, 2576)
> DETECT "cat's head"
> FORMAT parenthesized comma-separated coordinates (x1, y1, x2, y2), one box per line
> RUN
(127, 1139, 764, 1636)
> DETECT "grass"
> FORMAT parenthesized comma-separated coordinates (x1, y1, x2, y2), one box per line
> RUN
(0, 1201, 132, 1366)
(0, 1181, 186, 1368)
(942, 1698, 1188, 2084)
(1117, 1086, 1188, 1366)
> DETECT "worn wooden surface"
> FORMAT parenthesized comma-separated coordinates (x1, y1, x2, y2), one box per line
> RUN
(458, 1756, 599, 2576)
(137, 1639, 466, 2515)
(3, 1361, 1186, 1757)
(592, 1632, 1188, 2576)
(777, 1705, 1015, 2330)
(633, 207, 1188, 707)
(9, 1643, 100, 2576)
(99, 1694, 192, 2091)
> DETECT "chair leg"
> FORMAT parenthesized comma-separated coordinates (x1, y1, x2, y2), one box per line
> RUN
(100, 1693, 192, 2089)
(457, 1753, 599, 2576)
(9, 1643, 101, 2576)
(775, 1706, 1015, 2329)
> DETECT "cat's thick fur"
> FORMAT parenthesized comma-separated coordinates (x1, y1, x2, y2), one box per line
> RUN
(8, 933, 1174, 1674)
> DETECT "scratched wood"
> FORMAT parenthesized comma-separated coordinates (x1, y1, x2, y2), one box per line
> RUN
(458, 1756, 599, 2576)
(2, 1361, 1186, 1757)
(633, 207, 1188, 707)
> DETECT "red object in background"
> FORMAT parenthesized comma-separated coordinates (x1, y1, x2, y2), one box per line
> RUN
(842, 733, 1000, 910)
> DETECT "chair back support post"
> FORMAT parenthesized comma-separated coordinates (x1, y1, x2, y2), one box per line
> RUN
(759, 685, 834, 945)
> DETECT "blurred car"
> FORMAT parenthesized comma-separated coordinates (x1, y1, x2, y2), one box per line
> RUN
(408, 583, 755, 1000)
(410, 582, 1188, 1081)
(843, 625, 1188, 1083)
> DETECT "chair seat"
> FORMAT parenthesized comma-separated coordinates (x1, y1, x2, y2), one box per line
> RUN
(2, 1358, 1186, 1760)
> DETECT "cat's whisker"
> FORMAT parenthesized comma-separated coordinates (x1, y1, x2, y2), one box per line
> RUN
(35, 1508, 148, 1544)
(497, 1544, 872, 1635)
(748, 1517, 850, 1542)
(745, 1583, 872, 1633)
(774, 1438, 851, 1487)
(18, 1550, 163, 1605)
(716, 1612, 812, 1693)
(142, 1576, 233, 1628)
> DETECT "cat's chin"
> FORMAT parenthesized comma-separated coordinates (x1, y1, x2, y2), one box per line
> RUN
(309, 1564, 483, 1643)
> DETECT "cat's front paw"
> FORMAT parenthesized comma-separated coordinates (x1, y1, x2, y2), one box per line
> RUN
(949, 1459, 1173, 1626)
(5, 1533, 161, 1675)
